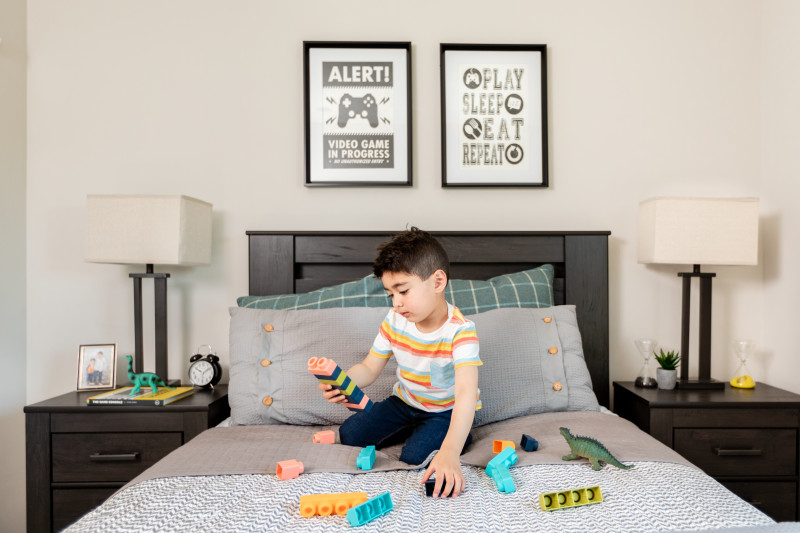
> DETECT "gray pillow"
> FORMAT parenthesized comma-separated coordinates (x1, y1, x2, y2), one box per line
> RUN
(228, 305, 598, 427)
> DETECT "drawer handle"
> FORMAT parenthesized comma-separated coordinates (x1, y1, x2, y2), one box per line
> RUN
(714, 448, 762, 457)
(89, 452, 140, 462)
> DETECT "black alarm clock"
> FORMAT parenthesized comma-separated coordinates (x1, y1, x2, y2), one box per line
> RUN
(188, 346, 222, 389)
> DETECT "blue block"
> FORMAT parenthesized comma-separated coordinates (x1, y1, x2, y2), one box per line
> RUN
(489, 467, 516, 493)
(521, 433, 539, 452)
(357, 445, 376, 470)
(347, 385, 365, 404)
(346, 492, 393, 526)
(486, 446, 518, 475)
(424, 478, 437, 497)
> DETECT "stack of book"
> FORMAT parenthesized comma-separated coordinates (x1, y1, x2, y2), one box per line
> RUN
(87, 386, 196, 406)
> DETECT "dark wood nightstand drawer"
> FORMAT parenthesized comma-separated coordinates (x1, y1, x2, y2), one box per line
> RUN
(52, 487, 118, 532)
(674, 428, 796, 477)
(721, 481, 797, 522)
(52, 432, 182, 482)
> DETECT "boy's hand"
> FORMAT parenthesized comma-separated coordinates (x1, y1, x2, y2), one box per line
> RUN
(421, 449, 464, 498)
(318, 382, 347, 404)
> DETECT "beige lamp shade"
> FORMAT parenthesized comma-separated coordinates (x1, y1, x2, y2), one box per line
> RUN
(85, 195, 212, 265)
(637, 197, 759, 266)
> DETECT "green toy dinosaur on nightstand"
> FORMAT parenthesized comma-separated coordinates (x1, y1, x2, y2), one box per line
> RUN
(559, 427, 634, 471)
(125, 355, 173, 396)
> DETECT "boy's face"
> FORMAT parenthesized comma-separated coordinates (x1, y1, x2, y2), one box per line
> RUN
(381, 270, 448, 331)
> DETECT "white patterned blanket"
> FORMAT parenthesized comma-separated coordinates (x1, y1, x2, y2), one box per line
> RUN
(64, 411, 777, 532)
(66, 463, 774, 532)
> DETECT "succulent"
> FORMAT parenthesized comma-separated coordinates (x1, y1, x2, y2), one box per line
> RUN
(654, 349, 680, 370)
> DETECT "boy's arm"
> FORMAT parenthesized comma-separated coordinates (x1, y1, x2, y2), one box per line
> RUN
(420, 364, 479, 497)
(319, 353, 389, 403)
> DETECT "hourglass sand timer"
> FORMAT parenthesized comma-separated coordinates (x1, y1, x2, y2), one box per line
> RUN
(634, 338, 658, 388)
(730, 339, 756, 389)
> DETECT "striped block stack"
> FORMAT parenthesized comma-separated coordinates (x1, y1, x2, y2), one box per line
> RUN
(307, 357, 373, 412)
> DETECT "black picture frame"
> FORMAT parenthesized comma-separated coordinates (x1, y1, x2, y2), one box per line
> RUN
(303, 41, 412, 187)
(440, 44, 548, 188)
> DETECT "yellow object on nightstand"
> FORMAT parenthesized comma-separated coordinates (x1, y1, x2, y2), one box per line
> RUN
(730, 375, 755, 389)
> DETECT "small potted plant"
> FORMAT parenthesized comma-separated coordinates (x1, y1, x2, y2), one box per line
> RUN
(654, 349, 680, 390)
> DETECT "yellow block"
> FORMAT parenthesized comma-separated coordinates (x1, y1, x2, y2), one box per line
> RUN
(539, 486, 603, 511)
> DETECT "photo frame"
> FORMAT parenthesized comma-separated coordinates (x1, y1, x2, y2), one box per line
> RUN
(304, 41, 412, 187)
(77, 343, 117, 391)
(440, 44, 548, 187)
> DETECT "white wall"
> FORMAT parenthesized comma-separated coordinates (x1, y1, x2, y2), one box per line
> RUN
(761, 0, 800, 392)
(0, 0, 27, 530)
(19, 0, 798, 527)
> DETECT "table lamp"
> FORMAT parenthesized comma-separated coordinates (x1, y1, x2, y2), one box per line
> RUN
(638, 197, 759, 390)
(85, 194, 212, 381)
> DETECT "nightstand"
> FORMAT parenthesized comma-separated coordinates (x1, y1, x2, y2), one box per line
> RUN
(613, 381, 800, 522)
(25, 385, 230, 533)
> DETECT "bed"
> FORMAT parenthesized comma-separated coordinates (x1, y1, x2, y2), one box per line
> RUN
(64, 230, 780, 533)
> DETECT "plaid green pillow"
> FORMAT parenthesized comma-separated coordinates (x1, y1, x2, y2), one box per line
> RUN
(236, 276, 389, 309)
(447, 264, 554, 314)
(236, 264, 554, 312)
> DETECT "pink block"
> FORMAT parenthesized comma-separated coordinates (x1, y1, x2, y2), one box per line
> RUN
(276, 459, 304, 480)
(313, 430, 336, 444)
(308, 357, 339, 376)
(343, 395, 371, 410)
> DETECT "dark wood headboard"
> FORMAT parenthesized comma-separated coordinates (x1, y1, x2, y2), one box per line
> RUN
(246, 230, 611, 407)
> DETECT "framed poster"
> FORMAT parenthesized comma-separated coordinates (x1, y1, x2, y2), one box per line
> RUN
(304, 41, 412, 187)
(440, 44, 548, 187)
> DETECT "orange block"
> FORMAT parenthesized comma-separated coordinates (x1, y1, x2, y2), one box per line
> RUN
(492, 440, 516, 453)
(313, 430, 336, 444)
(299, 492, 368, 517)
(308, 357, 338, 376)
(277, 459, 304, 480)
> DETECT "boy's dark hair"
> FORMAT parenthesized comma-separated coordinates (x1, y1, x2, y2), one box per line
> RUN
(373, 227, 450, 282)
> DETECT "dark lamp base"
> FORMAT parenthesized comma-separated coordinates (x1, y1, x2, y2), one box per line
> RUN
(677, 378, 726, 391)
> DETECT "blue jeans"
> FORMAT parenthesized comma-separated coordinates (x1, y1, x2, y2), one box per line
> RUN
(339, 395, 473, 465)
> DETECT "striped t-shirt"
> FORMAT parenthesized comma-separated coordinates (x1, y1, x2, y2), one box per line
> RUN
(369, 303, 482, 412)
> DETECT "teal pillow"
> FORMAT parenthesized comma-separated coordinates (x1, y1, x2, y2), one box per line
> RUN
(237, 264, 554, 312)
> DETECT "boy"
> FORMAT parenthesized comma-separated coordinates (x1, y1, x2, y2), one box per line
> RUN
(318, 228, 481, 498)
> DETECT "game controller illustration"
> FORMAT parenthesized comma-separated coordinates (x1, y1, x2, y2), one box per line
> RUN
(337, 93, 379, 128)
(463, 68, 482, 89)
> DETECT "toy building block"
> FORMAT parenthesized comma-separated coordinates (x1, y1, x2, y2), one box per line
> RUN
(486, 446, 518, 474)
(299, 492, 368, 517)
(424, 478, 437, 497)
(485, 446, 518, 493)
(357, 445, 376, 471)
(521, 433, 539, 452)
(308, 357, 373, 412)
(346, 492, 393, 527)
(313, 430, 336, 444)
(276, 459, 304, 480)
(488, 467, 516, 493)
(539, 486, 603, 511)
(492, 440, 516, 453)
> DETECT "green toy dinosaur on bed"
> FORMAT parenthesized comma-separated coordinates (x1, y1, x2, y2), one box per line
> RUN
(125, 355, 173, 396)
(559, 427, 634, 471)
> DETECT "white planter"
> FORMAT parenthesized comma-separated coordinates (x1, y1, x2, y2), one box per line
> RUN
(656, 368, 677, 390)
